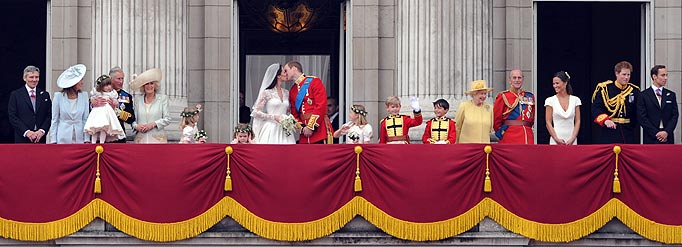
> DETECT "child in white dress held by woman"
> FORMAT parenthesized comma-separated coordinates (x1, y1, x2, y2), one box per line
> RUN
(83, 75, 125, 143)
(333, 104, 373, 144)
(179, 105, 204, 143)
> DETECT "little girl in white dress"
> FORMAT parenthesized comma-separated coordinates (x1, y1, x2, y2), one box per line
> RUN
(333, 104, 373, 144)
(83, 75, 125, 143)
(179, 105, 205, 143)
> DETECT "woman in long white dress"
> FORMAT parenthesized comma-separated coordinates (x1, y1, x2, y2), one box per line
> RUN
(251, 63, 296, 144)
(545, 71, 582, 145)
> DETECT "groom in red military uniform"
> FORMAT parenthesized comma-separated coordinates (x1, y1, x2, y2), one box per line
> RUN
(285, 61, 334, 144)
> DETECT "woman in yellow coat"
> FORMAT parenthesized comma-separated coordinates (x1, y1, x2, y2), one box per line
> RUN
(454, 80, 494, 143)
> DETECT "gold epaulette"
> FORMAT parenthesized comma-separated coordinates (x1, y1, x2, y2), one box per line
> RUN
(628, 83, 640, 90)
(592, 80, 613, 102)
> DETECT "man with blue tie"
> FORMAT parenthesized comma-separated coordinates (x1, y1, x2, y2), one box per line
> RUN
(637, 65, 679, 144)
(7, 66, 52, 143)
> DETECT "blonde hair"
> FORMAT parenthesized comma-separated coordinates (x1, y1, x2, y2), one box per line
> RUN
(233, 123, 254, 140)
(351, 104, 368, 126)
(385, 96, 401, 107)
(179, 106, 199, 130)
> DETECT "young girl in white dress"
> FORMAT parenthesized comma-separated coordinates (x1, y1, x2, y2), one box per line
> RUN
(544, 71, 582, 145)
(231, 123, 256, 144)
(179, 105, 205, 143)
(333, 104, 373, 144)
(83, 75, 125, 143)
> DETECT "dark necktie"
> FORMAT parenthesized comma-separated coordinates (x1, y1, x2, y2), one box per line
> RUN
(30, 90, 36, 111)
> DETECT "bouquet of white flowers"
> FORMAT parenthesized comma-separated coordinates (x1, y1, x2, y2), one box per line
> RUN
(195, 130, 207, 142)
(279, 114, 297, 136)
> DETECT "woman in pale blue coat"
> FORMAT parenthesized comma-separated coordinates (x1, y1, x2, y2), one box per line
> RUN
(131, 68, 171, 143)
(49, 64, 90, 144)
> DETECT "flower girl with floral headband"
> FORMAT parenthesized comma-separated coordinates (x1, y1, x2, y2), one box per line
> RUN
(232, 123, 256, 144)
(333, 104, 373, 144)
(179, 104, 206, 143)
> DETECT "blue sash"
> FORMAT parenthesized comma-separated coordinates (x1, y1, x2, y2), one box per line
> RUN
(295, 77, 313, 112)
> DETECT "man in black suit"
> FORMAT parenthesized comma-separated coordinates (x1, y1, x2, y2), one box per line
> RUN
(7, 65, 51, 143)
(327, 97, 339, 143)
(637, 65, 679, 144)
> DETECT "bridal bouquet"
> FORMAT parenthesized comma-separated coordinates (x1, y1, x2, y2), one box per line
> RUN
(280, 114, 297, 136)
(195, 130, 208, 142)
(347, 131, 360, 142)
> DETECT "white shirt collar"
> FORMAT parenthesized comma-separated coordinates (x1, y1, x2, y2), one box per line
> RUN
(24, 84, 36, 95)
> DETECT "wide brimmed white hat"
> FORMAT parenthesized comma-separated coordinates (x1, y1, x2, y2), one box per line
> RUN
(131, 68, 163, 89)
(57, 64, 86, 88)
(465, 80, 493, 95)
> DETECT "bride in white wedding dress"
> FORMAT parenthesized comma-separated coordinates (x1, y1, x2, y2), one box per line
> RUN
(251, 63, 296, 144)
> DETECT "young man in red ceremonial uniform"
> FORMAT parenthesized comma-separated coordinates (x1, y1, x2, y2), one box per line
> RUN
(493, 69, 535, 144)
(422, 99, 456, 144)
(285, 61, 334, 144)
(379, 96, 422, 144)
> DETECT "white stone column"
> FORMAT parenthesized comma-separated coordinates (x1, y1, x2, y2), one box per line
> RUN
(395, 0, 492, 140)
(91, 0, 187, 97)
(396, 0, 492, 109)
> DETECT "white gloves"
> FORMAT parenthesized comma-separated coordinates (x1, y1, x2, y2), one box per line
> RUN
(435, 140, 447, 144)
(410, 97, 421, 112)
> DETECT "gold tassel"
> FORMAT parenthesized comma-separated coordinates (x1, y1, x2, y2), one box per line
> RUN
(354, 177, 362, 192)
(225, 176, 232, 191)
(483, 145, 492, 193)
(354, 146, 363, 192)
(612, 180, 621, 193)
(94, 145, 104, 194)
(225, 146, 233, 191)
(94, 177, 102, 194)
(613, 146, 621, 194)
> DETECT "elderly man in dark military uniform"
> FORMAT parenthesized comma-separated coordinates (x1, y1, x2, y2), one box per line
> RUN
(592, 61, 640, 144)
(109, 66, 136, 143)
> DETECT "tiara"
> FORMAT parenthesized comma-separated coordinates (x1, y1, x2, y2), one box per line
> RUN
(234, 125, 252, 133)
(96, 75, 110, 85)
(351, 105, 367, 117)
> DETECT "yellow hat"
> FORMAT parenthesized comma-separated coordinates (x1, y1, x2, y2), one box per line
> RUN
(466, 80, 493, 95)
(131, 68, 162, 89)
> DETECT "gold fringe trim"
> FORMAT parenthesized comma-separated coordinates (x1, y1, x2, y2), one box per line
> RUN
(487, 198, 615, 242)
(5, 198, 682, 243)
(614, 198, 682, 244)
(225, 196, 357, 241)
(95, 198, 227, 242)
(359, 197, 485, 241)
(0, 200, 97, 241)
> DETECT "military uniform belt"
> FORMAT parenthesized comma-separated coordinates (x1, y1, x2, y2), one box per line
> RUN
(504, 120, 533, 126)
(611, 118, 630, 124)
(387, 136, 407, 142)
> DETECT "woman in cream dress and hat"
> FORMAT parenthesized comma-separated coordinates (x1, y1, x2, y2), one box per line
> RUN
(131, 68, 171, 143)
(50, 64, 91, 144)
(454, 80, 495, 143)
